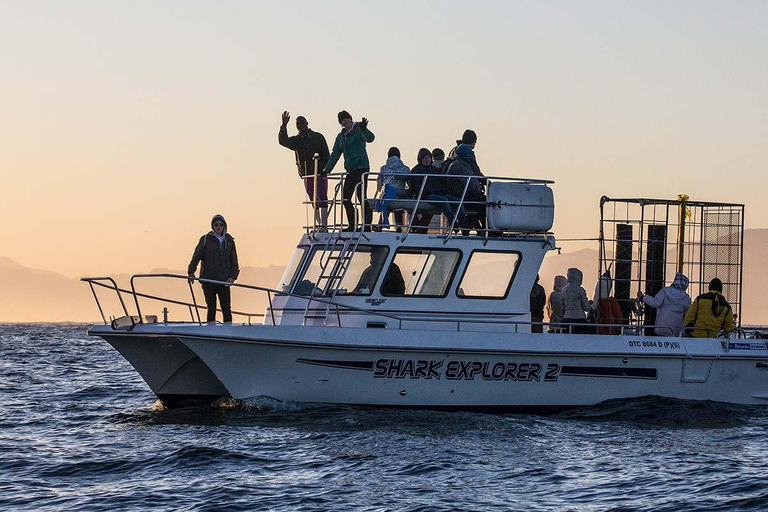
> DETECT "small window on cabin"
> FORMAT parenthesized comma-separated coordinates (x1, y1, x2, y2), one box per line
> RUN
(292, 245, 387, 296)
(279, 247, 307, 293)
(457, 251, 521, 299)
(382, 249, 461, 297)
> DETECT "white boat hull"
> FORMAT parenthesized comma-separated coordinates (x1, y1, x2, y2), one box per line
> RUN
(92, 324, 768, 409)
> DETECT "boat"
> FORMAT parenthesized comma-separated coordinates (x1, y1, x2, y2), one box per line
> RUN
(82, 172, 768, 410)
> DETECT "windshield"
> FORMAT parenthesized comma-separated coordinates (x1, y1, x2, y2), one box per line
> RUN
(277, 247, 307, 293)
(293, 245, 388, 296)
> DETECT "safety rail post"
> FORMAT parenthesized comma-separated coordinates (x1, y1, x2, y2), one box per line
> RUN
(267, 291, 276, 326)
(187, 279, 202, 324)
(444, 175, 472, 243)
(402, 175, 429, 241)
(87, 282, 107, 324)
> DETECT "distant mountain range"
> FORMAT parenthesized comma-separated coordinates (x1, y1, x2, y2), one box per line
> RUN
(2, 228, 767, 324)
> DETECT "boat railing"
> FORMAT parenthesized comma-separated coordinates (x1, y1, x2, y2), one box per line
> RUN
(81, 273, 404, 328)
(82, 274, 758, 344)
(301, 171, 553, 238)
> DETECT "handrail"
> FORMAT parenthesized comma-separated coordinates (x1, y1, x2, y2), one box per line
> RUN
(301, 171, 554, 235)
(81, 277, 129, 323)
(127, 273, 404, 326)
(82, 277, 264, 323)
(83, 274, 747, 341)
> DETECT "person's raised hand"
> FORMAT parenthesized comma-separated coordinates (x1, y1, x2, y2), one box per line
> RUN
(188, 273, 195, 284)
(359, 117, 368, 131)
(282, 111, 290, 126)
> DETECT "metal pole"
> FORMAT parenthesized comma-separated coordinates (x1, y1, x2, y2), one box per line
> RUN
(88, 282, 107, 324)
(677, 194, 688, 274)
(188, 279, 202, 325)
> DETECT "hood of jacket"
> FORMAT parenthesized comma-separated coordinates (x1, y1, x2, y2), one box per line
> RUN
(671, 272, 689, 291)
(456, 144, 473, 162)
(664, 286, 691, 305)
(567, 268, 583, 287)
(380, 156, 410, 174)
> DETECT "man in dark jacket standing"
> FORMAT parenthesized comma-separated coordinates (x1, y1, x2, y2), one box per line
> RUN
(323, 110, 375, 231)
(279, 111, 331, 228)
(188, 214, 240, 323)
(530, 274, 546, 333)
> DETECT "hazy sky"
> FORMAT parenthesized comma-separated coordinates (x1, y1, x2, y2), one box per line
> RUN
(2, 1, 766, 277)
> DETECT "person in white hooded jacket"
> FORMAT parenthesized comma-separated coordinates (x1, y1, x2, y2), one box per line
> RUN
(376, 147, 411, 230)
(640, 272, 692, 336)
(560, 267, 592, 334)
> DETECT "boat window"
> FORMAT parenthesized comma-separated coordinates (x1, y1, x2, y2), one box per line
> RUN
(457, 251, 521, 299)
(337, 246, 389, 296)
(278, 247, 307, 293)
(293, 245, 388, 296)
(381, 248, 461, 297)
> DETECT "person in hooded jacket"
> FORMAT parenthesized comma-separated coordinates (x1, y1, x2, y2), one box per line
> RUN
(547, 275, 567, 332)
(188, 214, 240, 323)
(376, 147, 410, 231)
(683, 278, 735, 338)
(409, 148, 466, 231)
(640, 272, 692, 336)
(324, 110, 375, 231)
(560, 267, 592, 334)
(446, 144, 486, 230)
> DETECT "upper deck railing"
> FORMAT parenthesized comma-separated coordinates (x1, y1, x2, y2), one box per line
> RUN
(301, 170, 554, 239)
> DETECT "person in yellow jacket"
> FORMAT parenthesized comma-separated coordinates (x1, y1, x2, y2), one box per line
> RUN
(683, 278, 735, 337)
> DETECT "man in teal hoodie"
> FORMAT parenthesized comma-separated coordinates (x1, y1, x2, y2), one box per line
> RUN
(323, 110, 375, 231)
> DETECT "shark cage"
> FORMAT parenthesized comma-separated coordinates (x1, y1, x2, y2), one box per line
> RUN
(598, 195, 745, 333)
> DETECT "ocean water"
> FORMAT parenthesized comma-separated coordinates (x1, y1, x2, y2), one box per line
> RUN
(2, 324, 768, 511)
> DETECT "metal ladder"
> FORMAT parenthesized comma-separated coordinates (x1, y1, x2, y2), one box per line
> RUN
(302, 228, 364, 326)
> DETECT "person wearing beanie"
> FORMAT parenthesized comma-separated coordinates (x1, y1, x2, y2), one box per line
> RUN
(323, 110, 375, 231)
(446, 129, 483, 176)
(376, 146, 410, 231)
(639, 272, 692, 336)
(432, 148, 445, 169)
(187, 214, 240, 323)
(278, 111, 331, 229)
(445, 144, 487, 231)
(683, 277, 735, 337)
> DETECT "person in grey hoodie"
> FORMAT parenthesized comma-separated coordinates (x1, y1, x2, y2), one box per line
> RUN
(188, 214, 240, 323)
(560, 267, 592, 334)
(640, 272, 692, 336)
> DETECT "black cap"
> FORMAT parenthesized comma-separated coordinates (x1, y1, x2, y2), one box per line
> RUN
(388, 147, 400, 158)
(337, 110, 352, 124)
(709, 278, 723, 293)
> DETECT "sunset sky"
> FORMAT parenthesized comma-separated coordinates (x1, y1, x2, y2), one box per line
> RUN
(2, 1, 767, 278)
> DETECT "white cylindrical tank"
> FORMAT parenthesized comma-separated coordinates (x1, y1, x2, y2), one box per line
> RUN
(486, 182, 555, 233)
